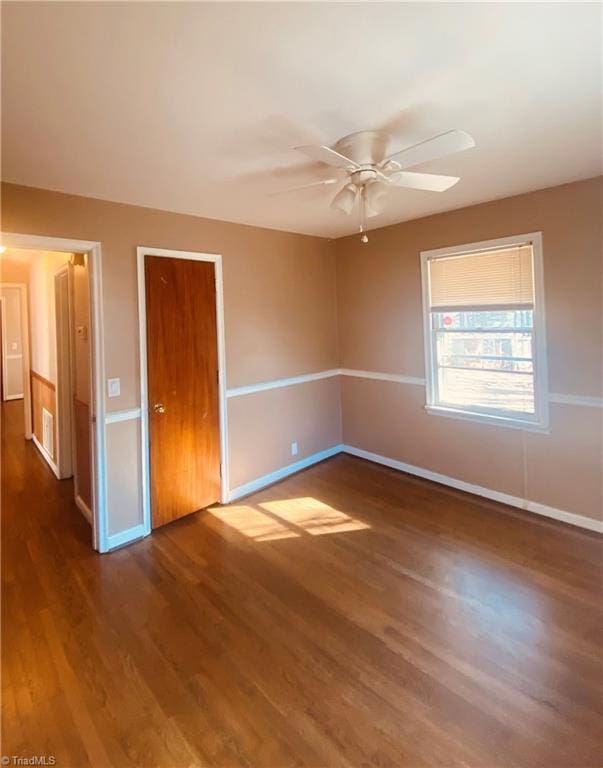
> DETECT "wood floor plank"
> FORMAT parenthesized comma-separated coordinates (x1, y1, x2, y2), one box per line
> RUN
(2, 400, 602, 767)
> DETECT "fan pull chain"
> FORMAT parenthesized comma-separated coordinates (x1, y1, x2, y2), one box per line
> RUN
(359, 188, 368, 243)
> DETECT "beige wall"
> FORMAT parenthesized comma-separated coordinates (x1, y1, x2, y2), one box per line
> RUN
(336, 177, 603, 522)
(0, 256, 30, 284)
(2, 184, 338, 401)
(3, 177, 600, 539)
(1, 183, 341, 539)
(28, 250, 71, 383)
(228, 377, 342, 491)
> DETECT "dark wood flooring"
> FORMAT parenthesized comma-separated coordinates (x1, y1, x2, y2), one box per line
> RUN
(2, 400, 602, 767)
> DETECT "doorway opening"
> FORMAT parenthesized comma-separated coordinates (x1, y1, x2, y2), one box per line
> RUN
(137, 247, 228, 533)
(0, 234, 106, 551)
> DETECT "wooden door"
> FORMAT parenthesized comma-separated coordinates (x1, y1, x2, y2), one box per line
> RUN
(145, 255, 221, 528)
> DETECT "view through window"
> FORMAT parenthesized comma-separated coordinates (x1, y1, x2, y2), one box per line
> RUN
(422, 236, 548, 429)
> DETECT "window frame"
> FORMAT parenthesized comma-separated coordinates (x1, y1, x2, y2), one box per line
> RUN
(420, 232, 549, 432)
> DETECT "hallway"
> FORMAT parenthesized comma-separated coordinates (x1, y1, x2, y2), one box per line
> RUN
(1, 400, 90, 546)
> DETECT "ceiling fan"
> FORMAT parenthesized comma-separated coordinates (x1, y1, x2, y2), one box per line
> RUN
(273, 128, 475, 242)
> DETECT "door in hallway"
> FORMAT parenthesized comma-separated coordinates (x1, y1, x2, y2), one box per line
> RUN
(144, 255, 221, 529)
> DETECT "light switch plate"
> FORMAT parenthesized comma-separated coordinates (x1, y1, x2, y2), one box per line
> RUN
(291, 441, 299, 456)
(107, 378, 120, 398)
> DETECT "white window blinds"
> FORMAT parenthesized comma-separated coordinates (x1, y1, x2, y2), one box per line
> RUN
(429, 244, 534, 309)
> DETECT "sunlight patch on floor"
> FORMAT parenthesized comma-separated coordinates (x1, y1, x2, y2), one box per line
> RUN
(208, 505, 300, 541)
(208, 497, 370, 541)
(260, 497, 370, 535)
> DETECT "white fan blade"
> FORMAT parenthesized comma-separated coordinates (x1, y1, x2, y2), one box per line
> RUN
(295, 144, 360, 171)
(382, 129, 475, 170)
(384, 171, 460, 192)
(269, 178, 338, 196)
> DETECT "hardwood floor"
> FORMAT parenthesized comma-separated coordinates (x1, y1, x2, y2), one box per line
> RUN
(2, 399, 602, 767)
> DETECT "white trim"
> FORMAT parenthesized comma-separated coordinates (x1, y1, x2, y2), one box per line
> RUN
(341, 444, 603, 534)
(424, 404, 549, 433)
(227, 369, 339, 398)
(418, 232, 541, 260)
(530, 232, 550, 427)
(229, 444, 343, 501)
(4, 394, 23, 401)
(549, 393, 603, 408)
(227, 439, 602, 533)
(75, 494, 93, 524)
(420, 232, 549, 432)
(31, 433, 61, 479)
(106, 523, 147, 551)
(339, 367, 601, 410)
(339, 368, 425, 386)
(1, 232, 107, 553)
(105, 408, 142, 424)
(137, 246, 229, 539)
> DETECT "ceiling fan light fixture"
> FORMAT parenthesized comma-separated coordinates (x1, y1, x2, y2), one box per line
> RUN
(330, 183, 358, 215)
(364, 182, 387, 217)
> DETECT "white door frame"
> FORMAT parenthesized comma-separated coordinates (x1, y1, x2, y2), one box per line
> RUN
(136, 246, 229, 536)
(0, 283, 28, 404)
(0, 232, 108, 552)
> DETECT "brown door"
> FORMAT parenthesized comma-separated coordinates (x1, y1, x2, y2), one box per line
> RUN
(145, 255, 221, 528)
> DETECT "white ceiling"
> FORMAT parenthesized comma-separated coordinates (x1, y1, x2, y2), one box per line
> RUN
(2, 2, 601, 238)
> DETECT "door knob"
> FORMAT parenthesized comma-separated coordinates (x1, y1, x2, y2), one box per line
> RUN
(153, 403, 166, 414)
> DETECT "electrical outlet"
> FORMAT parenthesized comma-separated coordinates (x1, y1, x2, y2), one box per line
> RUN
(107, 378, 121, 398)
(291, 441, 299, 457)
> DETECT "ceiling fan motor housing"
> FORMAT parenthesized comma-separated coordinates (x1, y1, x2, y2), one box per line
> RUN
(350, 168, 379, 187)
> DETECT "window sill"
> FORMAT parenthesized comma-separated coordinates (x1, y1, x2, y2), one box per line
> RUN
(424, 404, 549, 433)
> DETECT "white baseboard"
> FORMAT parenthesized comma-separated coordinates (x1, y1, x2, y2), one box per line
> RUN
(342, 444, 603, 534)
(229, 444, 343, 501)
(101, 440, 600, 552)
(227, 441, 601, 533)
(31, 433, 61, 479)
(75, 494, 93, 524)
(106, 523, 148, 551)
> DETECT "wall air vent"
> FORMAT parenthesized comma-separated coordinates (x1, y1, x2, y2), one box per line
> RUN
(42, 407, 54, 458)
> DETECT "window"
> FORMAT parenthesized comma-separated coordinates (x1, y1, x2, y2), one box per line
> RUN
(421, 233, 548, 431)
